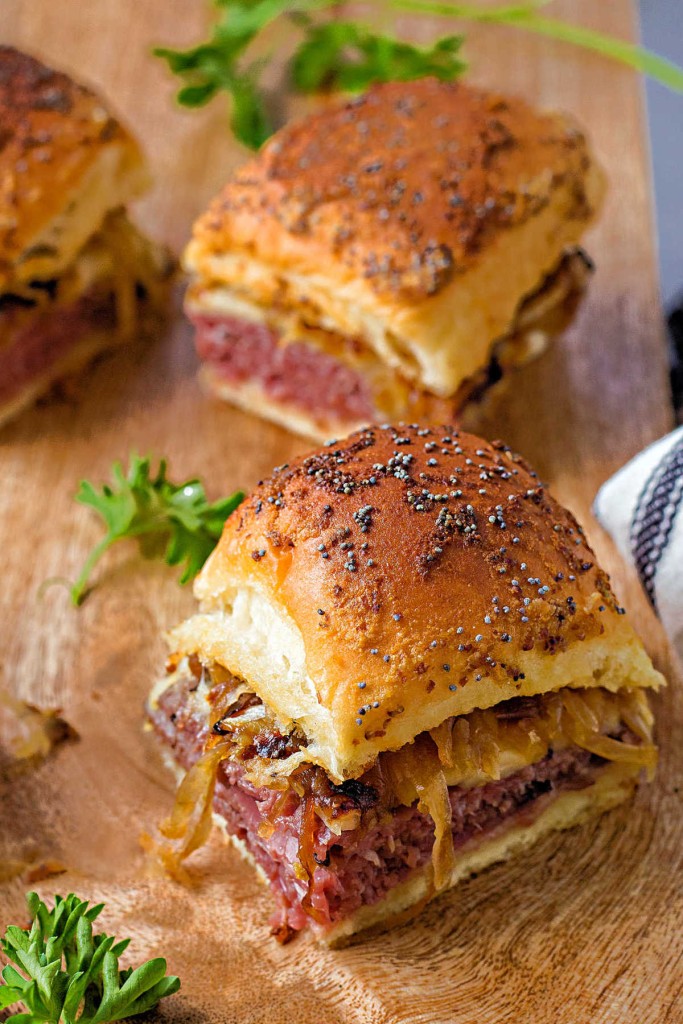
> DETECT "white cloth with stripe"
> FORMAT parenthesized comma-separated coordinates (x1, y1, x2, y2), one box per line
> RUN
(593, 425, 683, 663)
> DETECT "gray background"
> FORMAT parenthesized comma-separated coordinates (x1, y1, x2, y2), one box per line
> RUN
(640, 0, 682, 310)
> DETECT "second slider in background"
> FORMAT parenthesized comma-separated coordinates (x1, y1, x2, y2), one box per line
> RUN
(0, 46, 173, 431)
(182, 77, 604, 443)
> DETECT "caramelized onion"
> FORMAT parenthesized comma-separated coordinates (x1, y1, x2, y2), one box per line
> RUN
(569, 732, 657, 775)
(561, 690, 657, 780)
(159, 740, 230, 863)
(153, 661, 656, 899)
(383, 735, 455, 890)
(471, 709, 501, 780)
(562, 689, 601, 734)
(242, 750, 309, 787)
(450, 717, 474, 779)
(315, 805, 361, 836)
(298, 797, 329, 925)
(0, 689, 75, 764)
(620, 689, 655, 745)
(428, 687, 655, 790)
(431, 719, 455, 768)
(419, 762, 456, 890)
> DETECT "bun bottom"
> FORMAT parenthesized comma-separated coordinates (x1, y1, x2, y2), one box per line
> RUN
(215, 761, 639, 946)
(200, 367, 367, 444)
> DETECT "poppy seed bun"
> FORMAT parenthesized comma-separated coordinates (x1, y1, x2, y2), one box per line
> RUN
(185, 77, 605, 398)
(0, 46, 147, 290)
(168, 425, 663, 782)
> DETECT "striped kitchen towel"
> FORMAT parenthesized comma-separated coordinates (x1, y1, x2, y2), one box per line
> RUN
(594, 426, 683, 662)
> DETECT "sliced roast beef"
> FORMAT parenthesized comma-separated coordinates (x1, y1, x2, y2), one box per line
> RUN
(0, 289, 117, 403)
(190, 313, 375, 422)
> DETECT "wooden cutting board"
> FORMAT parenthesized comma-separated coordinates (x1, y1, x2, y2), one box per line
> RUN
(1, 2, 682, 1022)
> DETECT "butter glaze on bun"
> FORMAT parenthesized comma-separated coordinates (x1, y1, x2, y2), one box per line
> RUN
(169, 424, 663, 781)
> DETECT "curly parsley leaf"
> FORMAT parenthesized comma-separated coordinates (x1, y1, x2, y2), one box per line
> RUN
(0, 892, 180, 1024)
(154, 0, 329, 148)
(155, 0, 683, 151)
(226, 62, 273, 149)
(71, 456, 244, 606)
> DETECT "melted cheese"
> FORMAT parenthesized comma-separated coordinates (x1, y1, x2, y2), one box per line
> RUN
(385, 687, 655, 796)
(381, 686, 655, 891)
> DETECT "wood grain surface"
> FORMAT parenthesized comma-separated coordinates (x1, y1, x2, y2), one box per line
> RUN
(1, 2, 682, 1023)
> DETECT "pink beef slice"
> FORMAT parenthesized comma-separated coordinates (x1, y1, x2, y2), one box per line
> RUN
(190, 312, 375, 422)
(0, 290, 116, 403)
(150, 679, 606, 936)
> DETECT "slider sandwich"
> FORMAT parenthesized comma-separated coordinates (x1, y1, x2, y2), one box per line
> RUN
(0, 46, 172, 428)
(149, 424, 663, 944)
(184, 78, 604, 442)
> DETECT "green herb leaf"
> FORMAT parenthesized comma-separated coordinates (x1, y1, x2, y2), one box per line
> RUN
(395, 1, 683, 89)
(154, 0, 330, 148)
(228, 63, 273, 148)
(155, 0, 683, 150)
(0, 893, 180, 1024)
(291, 22, 465, 93)
(71, 455, 244, 605)
(177, 80, 219, 107)
(506, 12, 683, 91)
(392, 1, 554, 21)
(0, 985, 26, 1010)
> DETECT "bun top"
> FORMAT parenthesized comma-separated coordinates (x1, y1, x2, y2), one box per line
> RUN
(188, 77, 600, 303)
(178, 425, 663, 780)
(0, 46, 145, 289)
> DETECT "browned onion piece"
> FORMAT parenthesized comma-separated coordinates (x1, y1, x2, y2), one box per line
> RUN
(471, 708, 501, 780)
(620, 690, 656, 746)
(561, 690, 657, 780)
(299, 797, 330, 925)
(384, 735, 455, 890)
(562, 689, 601, 734)
(159, 741, 230, 860)
(432, 718, 456, 768)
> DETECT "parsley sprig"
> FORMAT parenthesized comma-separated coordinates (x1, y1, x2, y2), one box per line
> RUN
(155, 0, 683, 151)
(0, 892, 180, 1024)
(154, 0, 466, 147)
(290, 22, 465, 94)
(71, 456, 244, 605)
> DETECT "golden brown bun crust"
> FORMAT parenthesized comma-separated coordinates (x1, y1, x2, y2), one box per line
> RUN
(0, 46, 143, 282)
(191, 78, 599, 302)
(194, 425, 663, 777)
